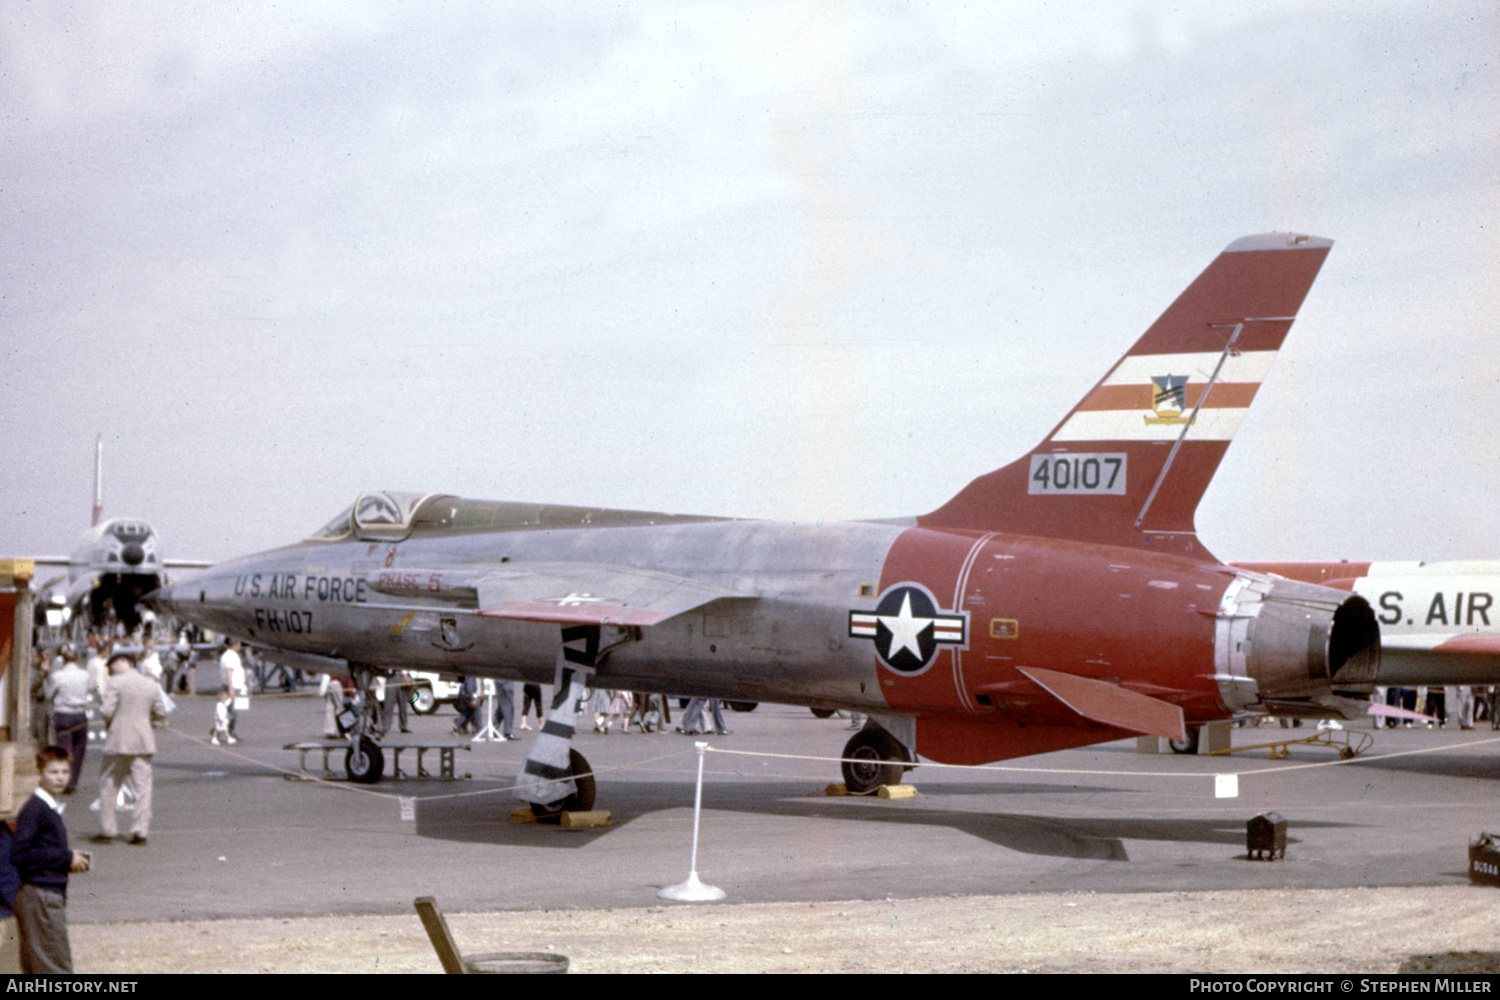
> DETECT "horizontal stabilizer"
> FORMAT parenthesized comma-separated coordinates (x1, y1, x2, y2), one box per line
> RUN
(475, 562, 751, 627)
(1017, 666, 1186, 741)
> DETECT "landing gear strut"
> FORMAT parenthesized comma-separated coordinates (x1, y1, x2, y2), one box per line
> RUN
(841, 725, 913, 794)
(515, 624, 636, 815)
(345, 666, 386, 783)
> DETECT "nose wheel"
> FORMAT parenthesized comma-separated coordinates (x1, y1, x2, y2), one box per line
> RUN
(346, 735, 385, 783)
(344, 665, 387, 783)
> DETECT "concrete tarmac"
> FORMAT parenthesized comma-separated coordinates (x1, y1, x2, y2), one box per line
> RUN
(62, 693, 1500, 927)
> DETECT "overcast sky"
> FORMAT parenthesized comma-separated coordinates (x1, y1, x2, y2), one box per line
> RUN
(3, 1, 1497, 569)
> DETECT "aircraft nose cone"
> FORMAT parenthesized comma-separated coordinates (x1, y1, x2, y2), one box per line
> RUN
(121, 544, 145, 567)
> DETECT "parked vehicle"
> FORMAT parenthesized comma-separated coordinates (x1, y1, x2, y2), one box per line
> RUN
(408, 671, 462, 714)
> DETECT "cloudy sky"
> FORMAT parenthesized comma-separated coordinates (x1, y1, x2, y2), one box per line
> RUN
(3, 1, 1497, 568)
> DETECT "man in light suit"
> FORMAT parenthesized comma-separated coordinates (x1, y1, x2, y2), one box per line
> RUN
(94, 655, 167, 846)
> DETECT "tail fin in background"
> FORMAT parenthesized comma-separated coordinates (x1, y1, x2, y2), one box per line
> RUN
(919, 233, 1333, 558)
(91, 433, 104, 527)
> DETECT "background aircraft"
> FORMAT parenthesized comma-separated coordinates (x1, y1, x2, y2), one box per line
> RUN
(33, 436, 210, 640)
(1235, 560, 1500, 688)
(154, 233, 1380, 811)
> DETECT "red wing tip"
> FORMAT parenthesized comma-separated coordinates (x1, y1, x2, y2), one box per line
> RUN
(1433, 634, 1500, 655)
(1224, 233, 1333, 253)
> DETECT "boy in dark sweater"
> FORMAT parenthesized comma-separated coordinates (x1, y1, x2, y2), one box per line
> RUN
(12, 746, 90, 973)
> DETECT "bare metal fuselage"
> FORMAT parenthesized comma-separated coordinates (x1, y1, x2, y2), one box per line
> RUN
(168, 514, 901, 710)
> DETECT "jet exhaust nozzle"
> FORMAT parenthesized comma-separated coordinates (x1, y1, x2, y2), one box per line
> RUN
(1215, 573, 1380, 715)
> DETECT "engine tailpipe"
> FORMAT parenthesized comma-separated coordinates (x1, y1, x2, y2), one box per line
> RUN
(1214, 572, 1380, 716)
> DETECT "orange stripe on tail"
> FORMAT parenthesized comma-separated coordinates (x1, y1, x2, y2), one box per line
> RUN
(920, 233, 1333, 558)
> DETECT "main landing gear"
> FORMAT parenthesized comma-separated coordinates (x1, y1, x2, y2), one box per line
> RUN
(1168, 728, 1200, 755)
(526, 749, 596, 819)
(841, 724, 915, 795)
(516, 624, 634, 817)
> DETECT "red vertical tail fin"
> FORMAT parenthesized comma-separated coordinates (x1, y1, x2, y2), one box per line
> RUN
(919, 233, 1333, 558)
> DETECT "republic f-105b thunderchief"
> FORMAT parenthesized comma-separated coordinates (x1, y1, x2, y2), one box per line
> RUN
(154, 233, 1381, 814)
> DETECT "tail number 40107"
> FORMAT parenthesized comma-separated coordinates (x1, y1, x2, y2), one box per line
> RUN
(1028, 453, 1126, 495)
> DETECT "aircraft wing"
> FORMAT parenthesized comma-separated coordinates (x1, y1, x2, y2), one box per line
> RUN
(1374, 633, 1500, 685)
(1385, 633, 1500, 656)
(472, 562, 753, 627)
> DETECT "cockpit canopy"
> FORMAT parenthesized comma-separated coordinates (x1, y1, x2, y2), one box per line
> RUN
(307, 491, 722, 542)
(308, 491, 444, 542)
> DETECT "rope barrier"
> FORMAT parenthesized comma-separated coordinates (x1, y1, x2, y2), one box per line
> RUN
(163, 722, 1500, 808)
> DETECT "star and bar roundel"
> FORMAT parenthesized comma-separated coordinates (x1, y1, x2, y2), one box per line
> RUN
(848, 583, 968, 674)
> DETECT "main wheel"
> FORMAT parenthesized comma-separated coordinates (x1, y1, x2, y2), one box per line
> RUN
(345, 736, 385, 783)
(409, 684, 437, 715)
(727, 701, 758, 713)
(841, 727, 910, 794)
(529, 749, 597, 818)
(810, 708, 836, 719)
(1169, 728, 1200, 754)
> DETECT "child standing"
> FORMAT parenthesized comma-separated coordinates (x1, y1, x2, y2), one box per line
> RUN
(211, 690, 236, 745)
(11, 746, 90, 973)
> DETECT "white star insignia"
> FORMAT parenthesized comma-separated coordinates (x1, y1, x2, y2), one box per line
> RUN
(552, 592, 606, 606)
(879, 592, 933, 661)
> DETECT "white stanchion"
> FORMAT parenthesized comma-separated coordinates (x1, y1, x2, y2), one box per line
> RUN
(658, 741, 726, 902)
(472, 684, 503, 742)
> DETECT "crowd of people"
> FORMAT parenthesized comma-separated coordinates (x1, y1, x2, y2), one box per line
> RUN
(29, 631, 184, 801)
(14, 626, 176, 972)
(1375, 685, 1498, 729)
(443, 684, 733, 738)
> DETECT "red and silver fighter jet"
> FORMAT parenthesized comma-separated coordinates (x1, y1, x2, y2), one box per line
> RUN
(153, 233, 1380, 812)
